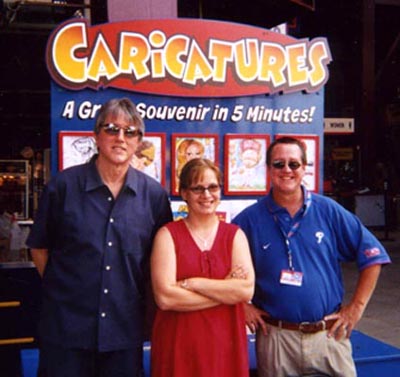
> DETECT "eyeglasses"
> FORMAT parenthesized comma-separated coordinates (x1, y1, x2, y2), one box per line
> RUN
(188, 184, 221, 194)
(101, 123, 142, 138)
(271, 160, 302, 170)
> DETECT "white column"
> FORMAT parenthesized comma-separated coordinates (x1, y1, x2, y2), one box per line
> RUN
(108, 0, 177, 22)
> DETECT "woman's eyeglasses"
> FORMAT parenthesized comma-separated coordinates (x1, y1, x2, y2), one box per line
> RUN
(271, 160, 302, 171)
(101, 123, 142, 138)
(189, 184, 221, 194)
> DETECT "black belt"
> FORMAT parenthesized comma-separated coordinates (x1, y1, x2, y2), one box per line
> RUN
(263, 317, 336, 334)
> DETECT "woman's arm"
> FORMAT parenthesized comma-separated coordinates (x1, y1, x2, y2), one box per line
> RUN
(151, 226, 219, 312)
(182, 228, 255, 305)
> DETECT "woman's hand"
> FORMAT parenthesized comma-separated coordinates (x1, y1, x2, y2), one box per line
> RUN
(227, 264, 248, 280)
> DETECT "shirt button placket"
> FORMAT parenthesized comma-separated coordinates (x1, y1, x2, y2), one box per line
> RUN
(101, 215, 114, 324)
(98, 197, 116, 348)
(101, 264, 111, 321)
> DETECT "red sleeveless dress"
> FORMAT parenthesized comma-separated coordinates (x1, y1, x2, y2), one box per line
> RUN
(150, 220, 249, 377)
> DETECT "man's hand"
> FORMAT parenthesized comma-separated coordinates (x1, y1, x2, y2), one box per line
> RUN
(325, 264, 382, 340)
(244, 303, 270, 335)
(324, 303, 364, 340)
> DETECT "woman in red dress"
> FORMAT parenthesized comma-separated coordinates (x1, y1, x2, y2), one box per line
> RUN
(150, 158, 255, 377)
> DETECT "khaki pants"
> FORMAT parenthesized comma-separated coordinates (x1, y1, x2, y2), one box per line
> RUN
(256, 324, 357, 377)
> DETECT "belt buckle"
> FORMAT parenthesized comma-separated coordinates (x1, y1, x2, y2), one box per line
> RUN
(299, 321, 311, 332)
(299, 320, 326, 333)
(317, 319, 327, 331)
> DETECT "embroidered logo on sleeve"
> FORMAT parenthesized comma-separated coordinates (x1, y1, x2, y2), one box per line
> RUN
(364, 247, 381, 258)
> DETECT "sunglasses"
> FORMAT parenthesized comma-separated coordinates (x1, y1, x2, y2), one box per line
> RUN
(189, 184, 221, 195)
(271, 160, 302, 170)
(101, 123, 142, 138)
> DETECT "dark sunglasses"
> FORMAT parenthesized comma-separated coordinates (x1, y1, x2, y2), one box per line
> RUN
(101, 123, 142, 138)
(271, 160, 302, 170)
(189, 184, 221, 194)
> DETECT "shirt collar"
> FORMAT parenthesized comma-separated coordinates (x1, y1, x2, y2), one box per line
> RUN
(84, 154, 138, 194)
(266, 185, 310, 214)
(124, 166, 140, 194)
(85, 155, 103, 192)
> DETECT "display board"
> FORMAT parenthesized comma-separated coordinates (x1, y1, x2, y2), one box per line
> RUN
(47, 18, 331, 216)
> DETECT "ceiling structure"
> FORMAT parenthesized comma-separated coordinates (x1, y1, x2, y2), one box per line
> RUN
(0, 0, 399, 185)
(0, 0, 106, 158)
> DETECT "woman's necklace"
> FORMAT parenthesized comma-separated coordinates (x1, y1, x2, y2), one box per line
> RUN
(185, 219, 218, 250)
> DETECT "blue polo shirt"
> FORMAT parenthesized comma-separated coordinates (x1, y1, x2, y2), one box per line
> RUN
(232, 188, 391, 323)
(27, 157, 172, 351)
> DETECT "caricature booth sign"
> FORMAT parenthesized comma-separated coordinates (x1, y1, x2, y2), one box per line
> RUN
(47, 18, 331, 220)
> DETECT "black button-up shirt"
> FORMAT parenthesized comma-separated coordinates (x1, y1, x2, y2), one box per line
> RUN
(27, 158, 172, 351)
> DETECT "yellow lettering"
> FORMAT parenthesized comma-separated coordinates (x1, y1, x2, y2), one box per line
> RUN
(259, 43, 286, 87)
(234, 39, 259, 82)
(165, 35, 189, 79)
(151, 50, 165, 78)
(209, 40, 234, 82)
(119, 32, 150, 79)
(52, 21, 88, 83)
(309, 39, 331, 87)
(287, 43, 308, 86)
(183, 40, 213, 84)
(87, 34, 119, 82)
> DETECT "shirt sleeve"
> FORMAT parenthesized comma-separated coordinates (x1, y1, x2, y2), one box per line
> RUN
(330, 200, 391, 269)
(26, 183, 53, 249)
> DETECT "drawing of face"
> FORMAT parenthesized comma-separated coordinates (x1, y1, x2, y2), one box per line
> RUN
(185, 143, 203, 161)
(240, 139, 262, 169)
(73, 137, 95, 155)
(241, 148, 260, 168)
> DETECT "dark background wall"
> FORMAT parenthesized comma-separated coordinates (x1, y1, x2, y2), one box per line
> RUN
(0, 0, 399, 189)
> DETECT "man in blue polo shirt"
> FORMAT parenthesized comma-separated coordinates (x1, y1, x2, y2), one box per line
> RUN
(233, 136, 391, 377)
(27, 98, 172, 377)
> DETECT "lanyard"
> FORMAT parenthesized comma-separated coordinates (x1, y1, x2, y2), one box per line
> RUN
(272, 190, 312, 271)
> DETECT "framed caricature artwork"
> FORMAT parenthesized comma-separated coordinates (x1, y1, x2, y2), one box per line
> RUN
(58, 131, 97, 170)
(171, 134, 219, 195)
(224, 134, 270, 195)
(58, 131, 166, 186)
(130, 132, 166, 186)
(276, 134, 320, 192)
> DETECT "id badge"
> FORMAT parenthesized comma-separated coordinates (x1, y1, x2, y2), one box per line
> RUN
(280, 269, 303, 287)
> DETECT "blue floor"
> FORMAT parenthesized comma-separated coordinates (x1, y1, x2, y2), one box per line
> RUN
(21, 331, 400, 377)
(351, 331, 400, 376)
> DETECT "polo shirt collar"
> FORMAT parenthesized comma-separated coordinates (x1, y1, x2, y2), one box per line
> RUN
(266, 185, 310, 214)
